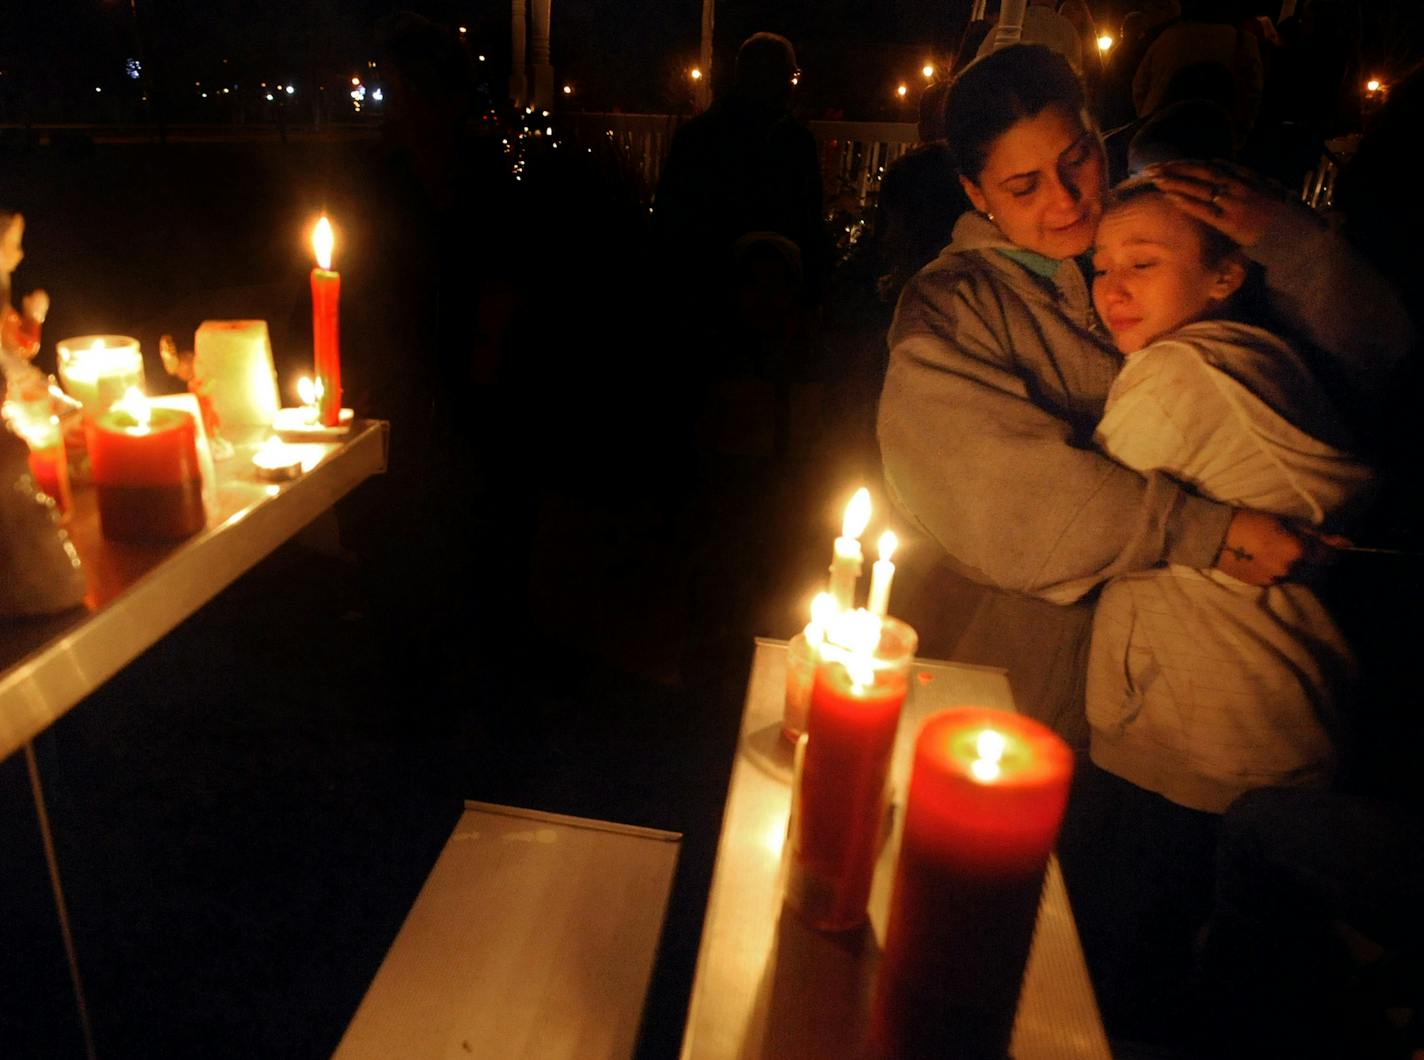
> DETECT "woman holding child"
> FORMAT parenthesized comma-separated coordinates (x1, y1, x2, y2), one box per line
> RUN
(876, 43, 1410, 1046)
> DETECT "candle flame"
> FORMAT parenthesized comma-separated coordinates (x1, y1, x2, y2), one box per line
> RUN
(1097, 34, 1114, 52)
(825, 607, 882, 690)
(297, 376, 316, 405)
(253, 435, 300, 470)
(842, 487, 872, 539)
(976, 729, 1006, 763)
(970, 728, 1007, 783)
(113, 386, 151, 431)
(807, 590, 837, 641)
(312, 215, 335, 270)
(878, 530, 898, 563)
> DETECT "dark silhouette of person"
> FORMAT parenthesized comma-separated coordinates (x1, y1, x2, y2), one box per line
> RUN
(652, 32, 832, 317)
(335, 12, 519, 688)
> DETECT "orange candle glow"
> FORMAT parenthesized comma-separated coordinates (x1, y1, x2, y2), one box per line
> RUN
(310, 216, 342, 427)
(86, 388, 205, 540)
(875, 708, 1074, 1058)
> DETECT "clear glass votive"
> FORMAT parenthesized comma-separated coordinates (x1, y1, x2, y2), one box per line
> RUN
(783, 630, 819, 743)
(57, 335, 145, 416)
(784, 612, 917, 932)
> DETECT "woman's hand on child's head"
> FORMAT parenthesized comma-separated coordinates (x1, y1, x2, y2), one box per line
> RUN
(1215, 509, 1324, 586)
(1144, 160, 1287, 249)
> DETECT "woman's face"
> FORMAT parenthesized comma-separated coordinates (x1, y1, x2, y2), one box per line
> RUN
(960, 105, 1106, 260)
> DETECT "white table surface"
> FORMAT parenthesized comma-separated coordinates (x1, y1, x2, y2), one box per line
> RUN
(0, 420, 387, 762)
(680, 638, 1111, 1060)
(336, 802, 681, 1060)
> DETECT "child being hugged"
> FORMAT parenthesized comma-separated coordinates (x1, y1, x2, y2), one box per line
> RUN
(1086, 180, 1374, 815)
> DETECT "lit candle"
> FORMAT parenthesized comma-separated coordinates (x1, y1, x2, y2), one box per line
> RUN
(310, 216, 343, 427)
(785, 609, 918, 932)
(297, 376, 321, 424)
(3, 384, 72, 516)
(828, 487, 871, 610)
(783, 591, 838, 742)
(27, 440, 71, 515)
(867, 530, 898, 616)
(85, 388, 205, 541)
(251, 435, 303, 482)
(875, 707, 1074, 1058)
(56, 335, 145, 416)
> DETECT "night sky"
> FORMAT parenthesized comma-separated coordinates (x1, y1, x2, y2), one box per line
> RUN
(3, 1, 1424, 119)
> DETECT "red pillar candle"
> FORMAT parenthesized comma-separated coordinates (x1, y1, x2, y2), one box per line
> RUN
(875, 708, 1074, 1059)
(86, 395, 205, 541)
(310, 215, 342, 427)
(785, 612, 917, 932)
(27, 443, 72, 515)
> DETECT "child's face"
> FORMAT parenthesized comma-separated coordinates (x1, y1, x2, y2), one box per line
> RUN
(1090, 194, 1240, 354)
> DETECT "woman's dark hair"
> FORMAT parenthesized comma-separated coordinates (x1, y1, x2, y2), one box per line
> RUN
(944, 44, 1086, 181)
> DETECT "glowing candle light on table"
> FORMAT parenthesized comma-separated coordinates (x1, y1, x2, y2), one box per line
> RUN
(785, 608, 918, 932)
(85, 387, 206, 541)
(874, 707, 1074, 1059)
(310, 216, 343, 427)
(828, 487, 871, 611)
(867, 530, 898, 616)
(783, 591, 837, 743)
(251, 435, 304, 482)
(3, 388, 72, 515)
(56, 335, 145, 417)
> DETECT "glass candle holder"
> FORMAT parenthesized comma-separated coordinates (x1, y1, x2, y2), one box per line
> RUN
(784, 611, 917, 932)
(57, 335, 145, 417)
(2, 387, 71, 517)
(873, 707, 1074, 1059)
(782, 630, 818, 743)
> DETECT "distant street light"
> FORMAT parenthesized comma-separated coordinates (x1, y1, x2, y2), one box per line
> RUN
(896, 83, 909, 99)
(563, 84, 573, 95)
(922, 64, 935, 80)
(1097, 35, 1114, 52)
(1366, 78, 1383, 94)
(690, 67, 703, 81)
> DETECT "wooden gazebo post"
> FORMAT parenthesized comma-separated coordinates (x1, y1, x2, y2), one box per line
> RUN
(697, 0, 714, 110)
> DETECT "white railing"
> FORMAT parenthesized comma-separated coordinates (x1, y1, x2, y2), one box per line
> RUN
(560, 112, 921, 211)
(810, 120, 920, 211)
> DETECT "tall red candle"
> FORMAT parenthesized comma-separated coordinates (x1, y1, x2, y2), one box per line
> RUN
(785, 614, 917, 932)
(86, 402, 205, 541)
(875, 707, 1073, 1059)
(310, 215, 342, 427)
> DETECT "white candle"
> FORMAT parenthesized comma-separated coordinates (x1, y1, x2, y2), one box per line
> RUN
(867, 530, 899, 616)
(828, 487, 872, 610)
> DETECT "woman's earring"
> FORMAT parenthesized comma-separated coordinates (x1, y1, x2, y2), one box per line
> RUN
(986, 211, 995, 222)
